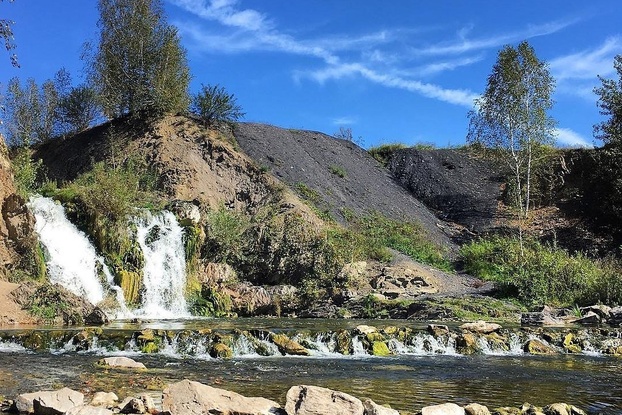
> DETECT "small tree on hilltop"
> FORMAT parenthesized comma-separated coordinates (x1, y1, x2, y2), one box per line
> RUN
(594, 54, 622, 147)
(468, 40, 556, 219)
(86, 0, 190, 118)
(190, 84, 245, 126)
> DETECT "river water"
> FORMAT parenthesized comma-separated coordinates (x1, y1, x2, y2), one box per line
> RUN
(1, 319, 621, 414)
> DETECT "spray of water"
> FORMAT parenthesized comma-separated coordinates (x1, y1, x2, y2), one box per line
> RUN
(132, 211, 189, 318)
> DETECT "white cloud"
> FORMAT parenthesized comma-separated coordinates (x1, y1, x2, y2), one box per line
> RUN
(332, 116, 357, 125)
(555, 127, 593, 148)
(550, 36, 622, 81)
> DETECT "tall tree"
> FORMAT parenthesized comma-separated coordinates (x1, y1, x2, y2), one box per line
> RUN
(467, 41, 556, 218)
(86, 0, 191, 118)
(594, 54, 622, 146)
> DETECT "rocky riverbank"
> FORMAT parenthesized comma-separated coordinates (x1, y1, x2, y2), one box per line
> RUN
(2, 375, 589, 415)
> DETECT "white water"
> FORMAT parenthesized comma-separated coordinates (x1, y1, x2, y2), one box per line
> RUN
(132, 211, 189, 319)
(29, 196, 117, 305)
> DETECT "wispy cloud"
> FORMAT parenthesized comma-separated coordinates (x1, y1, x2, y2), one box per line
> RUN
(332, 116, 357, 126)
(550, 36, 622, 80)
(555, 127, 593, 148)
(169, 0, 575, 109)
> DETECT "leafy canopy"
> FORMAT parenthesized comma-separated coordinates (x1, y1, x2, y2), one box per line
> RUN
(190, 84, 245, 126)
(594, 54, 622, 146)
(86, 0, 190, 118)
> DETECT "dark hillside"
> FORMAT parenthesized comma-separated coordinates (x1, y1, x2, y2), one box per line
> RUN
(386, 148, 503, 235)
(233, 123, 454, 249)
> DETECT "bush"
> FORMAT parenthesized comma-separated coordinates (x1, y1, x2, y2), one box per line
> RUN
(368, 143, 407, 166)
(190, 84, 245, 126)
(460, 236, 622, 307)
(11, 147, 43, 197)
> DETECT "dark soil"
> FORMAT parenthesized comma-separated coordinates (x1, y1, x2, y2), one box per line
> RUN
(233, 123, 454, 250)
(386, 148, 504, 235)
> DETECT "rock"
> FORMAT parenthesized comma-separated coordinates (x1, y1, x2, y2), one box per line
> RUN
(562, 334, 581, 354)
(65, 405, 114, 415)
(32, 387, 85, 415)
(371, 341, 391, 356)
(460, 321, 502, 334)
(543, 403, 570, 415)
(607, 306, 622, 326)
(362, 398, 399, 415)
(162, 379, 283, 415)
(168, 200, 201, 226)
(493, 408, 521, 415)
(119, 397, 146, 414)
(521, 306, 564, 326)
(84, 307, 109, 325)
(456, 332, 479, 355)
(210, 342, 233, 359)
(427, 324, 450, 337)
(569, 405, 587, 415)
(15, 392, 42, 413)
(524, 339, 557, 355)
(90, 392, 118, 407)
(581, 305, 611, 319)
(98, 356, 147, 369)
(139, 394, 157, 414)
(464, 403, 490, 415)
(270, 333, 310, 356)
(421, 402, 465, 415)
(356, 325, 378, 335)
(285, 385, 363, 415)
(520, 403, 543, 414)
(572, 311, 600, 326)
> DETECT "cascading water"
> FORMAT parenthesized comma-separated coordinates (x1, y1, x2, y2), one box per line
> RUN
(132, 211, 189, 319)
(28, 196, 120, 306)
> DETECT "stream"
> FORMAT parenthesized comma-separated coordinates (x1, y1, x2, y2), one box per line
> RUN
(1, 319, 621, 414)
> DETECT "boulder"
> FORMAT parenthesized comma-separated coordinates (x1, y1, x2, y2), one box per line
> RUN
(543, 403, 570, 415)
(493, 408, 521, 415)
(90, 392, 119, 407)
(285, 385, 364, 415)
(356, 325, 378, 335)
(84, 307, 109, 326)
(139, 394, 157, 414)
(65, 405, 114, 415)
(32, 388, 85, 415)
(608, 306, 622, 326)
(421, 403, 465, 415)
(464, 403, 490, 415)
(521, 306, 564, 326)
(371, 341, 391, 356)
(98, 356, 147, 369)
(456, 332, 479, 355)
(427, 324, 450, 337)
(119, 397, 146, 414)
(362, 398, 399, 415)
(524, 339, 557, 355)
(581, 305, 611, 319)
(162, 379, 283, 415)
(459, 321, 501, 334)
(210, 342, 233, 359)
(572, 311, 600, 326)
(270, 333, 310, 356)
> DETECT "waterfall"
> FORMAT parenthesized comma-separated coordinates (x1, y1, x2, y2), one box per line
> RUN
(132, 211, 189, 318)
(29, 196, 117, 306)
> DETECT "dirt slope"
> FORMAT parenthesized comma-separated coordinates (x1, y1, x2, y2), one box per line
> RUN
(233, 123, 453, 249)
(386, 148, 504, 234)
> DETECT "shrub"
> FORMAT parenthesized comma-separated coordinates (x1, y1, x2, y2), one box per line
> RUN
(329, 165, 346, 178)
(11, 147, 43, 197)
(460, 236, 622, 307)
(190, 84, 245, 126)
(368, 143, 407, 166)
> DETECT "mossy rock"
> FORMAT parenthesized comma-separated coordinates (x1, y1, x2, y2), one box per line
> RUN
(493, 407, 521, 415)
(524, 339, 557, 355)
(336, 330, 351, 355)
(365, 332, 386, 343)
(562, 333, 582, 354)
(210, 342, 233, 359)
(138, 328, 155, 342)
(117, 269, 143, 306)
(270, 333, 310, 356)
(371, 341, 391, 356)
(396, 327, 413, 342)
(456, 332, 479, 355)
(382, 326, 399, 336)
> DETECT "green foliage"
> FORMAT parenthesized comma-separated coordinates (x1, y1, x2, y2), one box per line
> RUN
(203, 206, 249, 264)
(56, 84, 100, 135)
(594, 54, 622, 146)
(294, 182, 321, 203)
(11, 147, 43, 197)
(368, 143, 407, 166)
(468, 41, 555, 216)
(189, 286, 232, 317)
(0, 0, 18, 67)
(87, 0, 190, 117)
(461, 236, 622, 307)
(71, 159, 160, 222)
(190, 84, 245, 126)
(329, 165, 346, 178)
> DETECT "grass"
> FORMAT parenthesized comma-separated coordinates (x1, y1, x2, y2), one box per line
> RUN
(329, 165, 346, 178)
(368, 143, 407, 166)
(461, 236, 622, 307)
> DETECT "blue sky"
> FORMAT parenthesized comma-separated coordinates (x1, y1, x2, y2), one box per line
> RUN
(2, 1, 621, 148)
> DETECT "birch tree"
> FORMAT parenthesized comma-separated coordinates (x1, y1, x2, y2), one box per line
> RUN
(467, 41, 556, 218)
(86, 0, 190, 118)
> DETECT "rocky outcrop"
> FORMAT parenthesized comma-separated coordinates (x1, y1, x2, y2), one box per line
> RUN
(285, 385, 364, 415)
(0, 134, 40, 282)
(16, 387, 84, 414)
(98, 357, 146, 369)
(162, 379, 283, 415)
